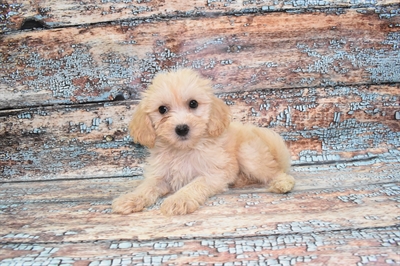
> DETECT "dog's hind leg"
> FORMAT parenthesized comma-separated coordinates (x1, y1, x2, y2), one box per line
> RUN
(237, 127, 295, 193)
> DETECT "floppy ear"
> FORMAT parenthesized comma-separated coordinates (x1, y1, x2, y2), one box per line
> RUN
(207, 96, 231, 137)
(128, 101, 156, 148)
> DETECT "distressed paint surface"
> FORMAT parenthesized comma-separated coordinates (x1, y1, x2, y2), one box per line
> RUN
(1, 84, 399, 181)
(0, 164, 400, 242)
(1, 0, 399, 33)
(0, 164, 400, 264)
(1, 163, 399, 203)
(1, 0, 400, 264)
(0, 227, 399, 265)
(0, 102, 148, 180)
(1, 8, 400, 109)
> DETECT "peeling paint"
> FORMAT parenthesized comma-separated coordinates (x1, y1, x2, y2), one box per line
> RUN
(2, 11, 399, 109)
(0, 2, 399, 266)
(294, 34, 400, 84)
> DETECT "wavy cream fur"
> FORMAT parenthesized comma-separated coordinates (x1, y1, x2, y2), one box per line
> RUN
(112, 69, 295, 215)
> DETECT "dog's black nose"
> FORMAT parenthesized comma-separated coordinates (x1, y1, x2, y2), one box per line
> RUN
(175, 124, 189, 137)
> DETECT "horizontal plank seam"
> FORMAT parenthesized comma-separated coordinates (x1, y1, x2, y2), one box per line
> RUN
(0, 165, 389, 186)
(0, 98, 136, 113)
(0, 80, 399, 113)
(0, 154, 395, 185)
(2, 181, 399, 204)
(5, 3, 400, 34)
(1, 225, 398, 246)
(0, 175, 143, 185)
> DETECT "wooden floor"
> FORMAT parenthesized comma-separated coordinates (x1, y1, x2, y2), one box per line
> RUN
(1, 0, 400, 265)
(0, 163, 400, 264)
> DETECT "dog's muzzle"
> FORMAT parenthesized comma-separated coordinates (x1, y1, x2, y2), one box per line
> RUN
(175, 124, 189, 137)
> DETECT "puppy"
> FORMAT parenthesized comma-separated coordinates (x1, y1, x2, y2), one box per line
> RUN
(112, 69, 295, 215)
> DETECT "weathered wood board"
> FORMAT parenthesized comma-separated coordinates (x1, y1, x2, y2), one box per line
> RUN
(0, 164, 400, 247)
(0, 164, 400, 264)
(1, 0, 399, 33)
(1, 226, 398, 265)
(1, 0, 400, 264)
(1, 162, 399, 204)
(1, 7, 400, 109)
(1, 84, 399, 181)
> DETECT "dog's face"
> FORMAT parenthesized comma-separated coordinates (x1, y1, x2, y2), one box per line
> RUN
(129, 69, 231, 149)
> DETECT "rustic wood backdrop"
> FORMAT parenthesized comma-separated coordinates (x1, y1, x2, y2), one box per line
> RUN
(0, 0, 399, 265)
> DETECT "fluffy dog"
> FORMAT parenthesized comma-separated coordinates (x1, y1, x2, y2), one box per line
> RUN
(112, 69, 295, 215)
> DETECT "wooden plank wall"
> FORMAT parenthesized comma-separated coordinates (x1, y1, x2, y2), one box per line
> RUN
(1, 1, 400, 180)
(0, 0, 400, 265)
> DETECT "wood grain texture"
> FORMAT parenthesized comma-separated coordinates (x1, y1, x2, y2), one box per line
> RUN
(1, 0, 398, 33)
(2, 163, 399, 204)
(0, 227, 400, 266)
(1, 0, 400, 264)
(1, 8, 400, 109)
(1, 84, 399, 181)
(1, 226, 398, 265)
(0, 164, 400, 243)
(0, 164, 399, 263)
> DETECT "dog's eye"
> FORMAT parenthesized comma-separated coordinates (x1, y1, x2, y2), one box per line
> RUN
(189, 100, 198, 109)
(158, 106, 168, 114)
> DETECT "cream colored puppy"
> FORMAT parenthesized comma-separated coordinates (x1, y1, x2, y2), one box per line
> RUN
(112, 69, 295, 215)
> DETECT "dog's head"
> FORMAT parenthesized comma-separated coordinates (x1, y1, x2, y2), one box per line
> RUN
(129, 69, 231, 149)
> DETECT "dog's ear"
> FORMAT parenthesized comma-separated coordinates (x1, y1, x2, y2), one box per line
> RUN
(129, 101, 156, 148)
(207, 96, 231, 137)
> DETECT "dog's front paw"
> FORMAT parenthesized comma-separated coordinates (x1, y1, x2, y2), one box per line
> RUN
(112, 193, 147, 214)
(160, 195, 200, 216)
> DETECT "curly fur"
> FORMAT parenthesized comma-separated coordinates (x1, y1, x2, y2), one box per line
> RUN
(112, 69, 295, 215)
